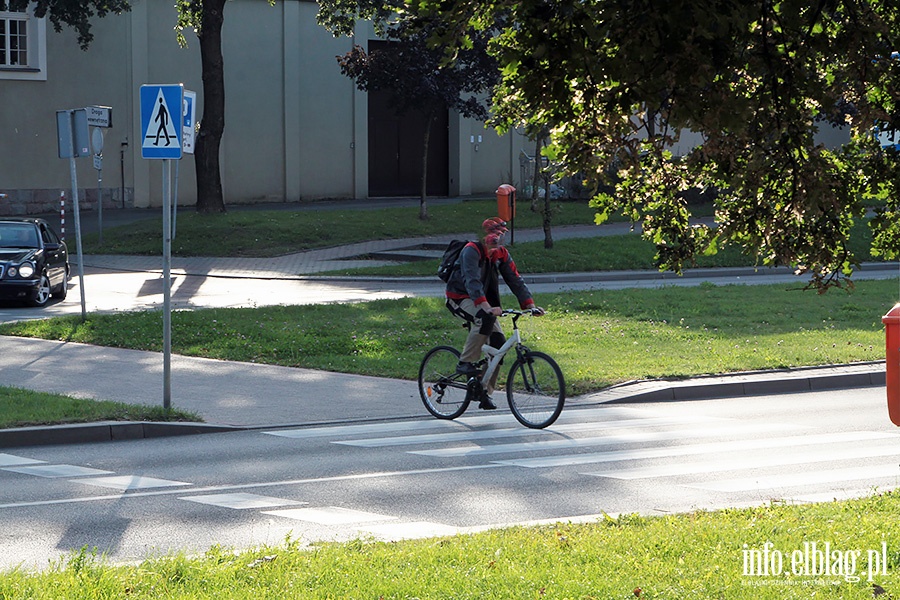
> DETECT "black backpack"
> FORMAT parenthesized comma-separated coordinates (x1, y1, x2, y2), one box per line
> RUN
(437, 239, 472, 282)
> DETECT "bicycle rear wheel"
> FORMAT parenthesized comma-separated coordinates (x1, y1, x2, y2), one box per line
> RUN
(506, 351, 565, 429)
(418, 346, 471, 419)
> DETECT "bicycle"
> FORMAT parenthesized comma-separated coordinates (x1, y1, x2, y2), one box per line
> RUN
(417, 309, 566, 429)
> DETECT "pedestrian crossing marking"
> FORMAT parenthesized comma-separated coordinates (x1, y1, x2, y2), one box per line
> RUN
(264, 420, 473, 440)
(335, 416, 725, 448)
(585, 441, 900, 480)
(263, 406, 661, 440)
(263, 506, 396, 525)
(0, 453, 43, 467)
(412, 422, 803, 459)
(180, 493, 306, 510)
(75, 475, 191, 491)
(490, 430, 897, 468)
(2, 464, 113, 478)
(789, 486, 897, 504)
(687, 463, 900, 493)
(357, 521, 460, 541)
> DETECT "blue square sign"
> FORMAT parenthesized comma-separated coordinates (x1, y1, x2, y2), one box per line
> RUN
(140, 84, 184, 159)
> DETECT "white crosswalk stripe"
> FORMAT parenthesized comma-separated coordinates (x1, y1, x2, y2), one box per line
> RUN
(584, 442, 900, 480)
(262, 405, 900, 505)
(490, 431, 897, 468)
(411, 423, 804, 458)
(687, 464, 900, 493)
(334, 415, 726, 448)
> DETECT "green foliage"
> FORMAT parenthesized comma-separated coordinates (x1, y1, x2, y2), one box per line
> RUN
(337, 20, 497, 122)
(3, 0, 130, 50)
(409, 0, 900, 290)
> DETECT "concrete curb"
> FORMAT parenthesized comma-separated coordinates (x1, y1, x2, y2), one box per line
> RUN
(600, 369, 886, 405)
(0, 421, 243, 449)
(0, 366, 885, 448)
(295, 262, 900, 285)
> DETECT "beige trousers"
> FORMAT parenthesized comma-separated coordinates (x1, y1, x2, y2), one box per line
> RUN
(446, 297, 505, 394)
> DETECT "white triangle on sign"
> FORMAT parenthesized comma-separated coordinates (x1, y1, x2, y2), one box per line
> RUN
(143, 89, 180, 149)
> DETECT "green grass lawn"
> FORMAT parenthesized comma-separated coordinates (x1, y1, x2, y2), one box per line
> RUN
(81, 198, 602, 257)
(4, 492, 900, 598)
(1, 280, 892, 396)
(0, 387, 200, 429)
(323, 219, 880, 277)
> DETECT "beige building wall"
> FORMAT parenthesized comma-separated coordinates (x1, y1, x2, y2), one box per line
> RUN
(0, 0, 527, 214)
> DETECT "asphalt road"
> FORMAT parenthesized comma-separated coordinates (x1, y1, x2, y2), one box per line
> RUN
(0, 386, 894, 571)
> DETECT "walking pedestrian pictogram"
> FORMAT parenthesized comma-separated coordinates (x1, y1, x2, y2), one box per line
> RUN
(140, 84, 183, 159)
(152, 97, 174, 147)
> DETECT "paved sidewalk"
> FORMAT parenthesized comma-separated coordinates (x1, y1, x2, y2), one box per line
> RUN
(0, 334, 885, 448)
(0, 207, 893, 447)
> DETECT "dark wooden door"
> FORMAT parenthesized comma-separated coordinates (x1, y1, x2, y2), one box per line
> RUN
(366, 53, 449, 197)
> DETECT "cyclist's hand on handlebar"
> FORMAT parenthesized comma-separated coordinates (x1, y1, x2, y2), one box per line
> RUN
(530, 306, 546, 316)
(478, 303, 502, 317)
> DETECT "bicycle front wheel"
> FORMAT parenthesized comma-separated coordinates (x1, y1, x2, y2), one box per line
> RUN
(418, 346, 471, 419)
(506, 351, 565, 429)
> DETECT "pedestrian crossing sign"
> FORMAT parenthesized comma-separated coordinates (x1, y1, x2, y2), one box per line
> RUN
(140, 84, 183, 159)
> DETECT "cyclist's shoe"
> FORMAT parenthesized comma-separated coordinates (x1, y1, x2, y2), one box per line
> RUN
(463, 377, 478, 404)
(478, 395, 497, 410)
(456, 362, 480, 376)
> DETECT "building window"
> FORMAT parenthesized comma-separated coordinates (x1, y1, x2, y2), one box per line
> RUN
(0, 7, 46, 81)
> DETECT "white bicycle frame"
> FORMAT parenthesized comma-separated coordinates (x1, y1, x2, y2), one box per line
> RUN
(478, 324, 522, 388)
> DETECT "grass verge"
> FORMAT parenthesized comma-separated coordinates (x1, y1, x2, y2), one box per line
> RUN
(80, 199, 601, 257)
(4, 492, 900, 598)
(1, 280, 893, 396)
(320, 220, 881, 277)
(0, 387, 201, 429)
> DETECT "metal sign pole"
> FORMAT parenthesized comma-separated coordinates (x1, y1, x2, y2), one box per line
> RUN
(67, 111, 87, 322)
(140, 84, 182, 410)
(172, 159, 179, 239)
(162, 159, 173, 410)
(91, 127, 105, 245)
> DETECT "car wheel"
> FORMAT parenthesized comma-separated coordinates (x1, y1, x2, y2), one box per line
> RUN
(28, 272, 51, 307)
(51, 267, 69, 300)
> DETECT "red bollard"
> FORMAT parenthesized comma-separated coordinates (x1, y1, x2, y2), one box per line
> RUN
(496, 184, 516, 222)
(882, 303, 900, 425)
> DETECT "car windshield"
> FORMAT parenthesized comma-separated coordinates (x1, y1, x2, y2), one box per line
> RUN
(0, 223, 39, 248)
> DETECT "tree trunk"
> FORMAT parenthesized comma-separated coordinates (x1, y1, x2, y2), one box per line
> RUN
(419, 111, 436, 221)
(543, 173, 553, 249)
(194, 0, 227, 214)
(531, 135, 542, 212)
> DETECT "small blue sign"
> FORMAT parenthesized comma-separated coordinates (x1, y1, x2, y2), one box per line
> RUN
(140, 84, 183, 159)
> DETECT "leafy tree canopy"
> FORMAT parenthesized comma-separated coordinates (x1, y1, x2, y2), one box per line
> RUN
(409, 0, 900, 290)
(2, 0, 130, 50)
(337, 19, 497, 123)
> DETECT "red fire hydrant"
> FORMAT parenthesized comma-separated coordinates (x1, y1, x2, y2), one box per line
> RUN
(882, 304, 900, 425)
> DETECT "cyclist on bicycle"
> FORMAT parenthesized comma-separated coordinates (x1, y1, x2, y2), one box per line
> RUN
(445, 217, 545, 409)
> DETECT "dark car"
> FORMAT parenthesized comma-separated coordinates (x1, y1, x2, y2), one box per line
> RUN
(0, 218, 69, 307)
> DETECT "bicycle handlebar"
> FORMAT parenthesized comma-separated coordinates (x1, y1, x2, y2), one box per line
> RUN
(501, 308, 544, 317)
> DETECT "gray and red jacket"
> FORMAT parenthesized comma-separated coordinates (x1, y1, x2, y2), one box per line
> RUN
(445, 241, 535, 309)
